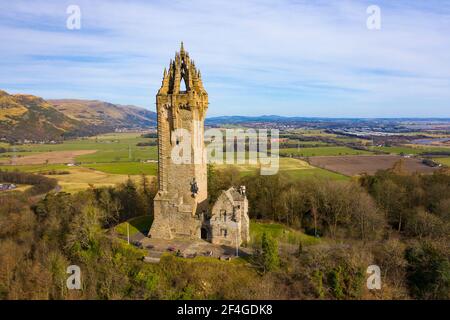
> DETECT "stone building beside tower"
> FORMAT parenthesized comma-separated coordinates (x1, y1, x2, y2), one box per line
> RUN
(148, 43, 249, 246)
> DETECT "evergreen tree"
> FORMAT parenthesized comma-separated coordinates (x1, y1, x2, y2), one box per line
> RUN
(261, 232, 279, 272)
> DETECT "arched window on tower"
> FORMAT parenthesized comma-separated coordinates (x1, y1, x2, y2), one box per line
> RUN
(180, 77, 187, 92)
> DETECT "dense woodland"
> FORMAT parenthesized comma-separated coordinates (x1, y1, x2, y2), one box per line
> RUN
(0, 165, 449, 299)
(0, 170, 57, 196)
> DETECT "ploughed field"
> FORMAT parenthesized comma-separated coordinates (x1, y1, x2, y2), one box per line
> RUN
(0, 150, 97, 165)
(308, 155, 440, 176)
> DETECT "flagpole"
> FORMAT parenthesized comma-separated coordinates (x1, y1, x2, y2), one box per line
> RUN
(127, 222, 130, 244)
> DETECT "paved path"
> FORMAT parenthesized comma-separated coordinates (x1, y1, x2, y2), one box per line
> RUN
(138, 236, 252, 261)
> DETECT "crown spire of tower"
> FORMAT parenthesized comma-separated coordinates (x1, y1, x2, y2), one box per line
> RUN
(157, 43, 207, 96)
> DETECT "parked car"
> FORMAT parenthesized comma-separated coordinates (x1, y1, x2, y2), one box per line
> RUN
(132, 241, 143, 249)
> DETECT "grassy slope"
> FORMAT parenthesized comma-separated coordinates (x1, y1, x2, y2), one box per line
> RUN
(115, 215, 153, 237)
(250, 221, 320, 246)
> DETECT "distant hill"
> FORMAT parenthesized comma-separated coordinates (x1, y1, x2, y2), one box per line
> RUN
(0, 90, 89, 142)
(206, 115, 450, 125)
(205, 115, 338, 125)
(0, 90, 156, 142)
(49, 99, 156, 130)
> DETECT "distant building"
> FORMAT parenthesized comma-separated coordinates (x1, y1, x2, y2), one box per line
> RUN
(143, 159, 157, 163)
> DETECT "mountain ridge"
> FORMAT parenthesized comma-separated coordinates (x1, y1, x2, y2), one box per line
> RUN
(0, 90, 156, 142)
(49, 99, 157, 130)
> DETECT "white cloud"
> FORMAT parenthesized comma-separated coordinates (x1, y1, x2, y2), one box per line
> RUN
(0, 0, 449, 116)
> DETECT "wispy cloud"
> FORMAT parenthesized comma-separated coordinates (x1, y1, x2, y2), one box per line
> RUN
(0, 0, 449, 117)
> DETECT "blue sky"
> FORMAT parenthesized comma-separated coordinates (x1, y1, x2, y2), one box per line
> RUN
(0, 0, 449, 117)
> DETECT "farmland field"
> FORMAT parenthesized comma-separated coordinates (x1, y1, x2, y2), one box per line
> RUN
(0, 133, 353, 192)
(82, 162, 157, 175)
(1, 133, 158, 164)
(0, 164, 69, 173)
(41, 167, 143, 193)
(216, 157, 348, 181)
(308, 155, 440, 176)
(0, 150, 97, 165)
(288, 129, 337, 137)
(281, 140, 332, 146)
(369, 145, 450, 155)
(0, 133, 158, 191)
(279, 146, 373, 157)
(0, 163, 144, 193)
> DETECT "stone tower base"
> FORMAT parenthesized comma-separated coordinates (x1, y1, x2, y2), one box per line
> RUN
(149, 191, 202, 239)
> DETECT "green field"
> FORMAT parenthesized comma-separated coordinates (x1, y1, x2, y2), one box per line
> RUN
(0, 161, 156, 176)
(370, 145, 450, 155)
(250, 221, 320, 246)
(283, 140, 332, 146)
(0, 164, 69, 173)
(216, 157, 348, 181)
(370, 146, 422, 155)
(279, 146, 373, 157)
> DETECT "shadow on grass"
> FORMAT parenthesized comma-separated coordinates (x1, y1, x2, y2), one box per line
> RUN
(129, 215, 153, 235)
(116, 215, 153, 237)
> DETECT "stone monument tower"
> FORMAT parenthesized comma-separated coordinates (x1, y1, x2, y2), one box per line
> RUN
(149, 43, 249, 247)
(149, 42, 209, 239)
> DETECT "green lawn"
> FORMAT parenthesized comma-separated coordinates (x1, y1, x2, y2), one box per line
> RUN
(115, 215, 153, 237)
(82, 162, 157, 175)
(250, 221, 320, 246)
(279, 146, 373, 157)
